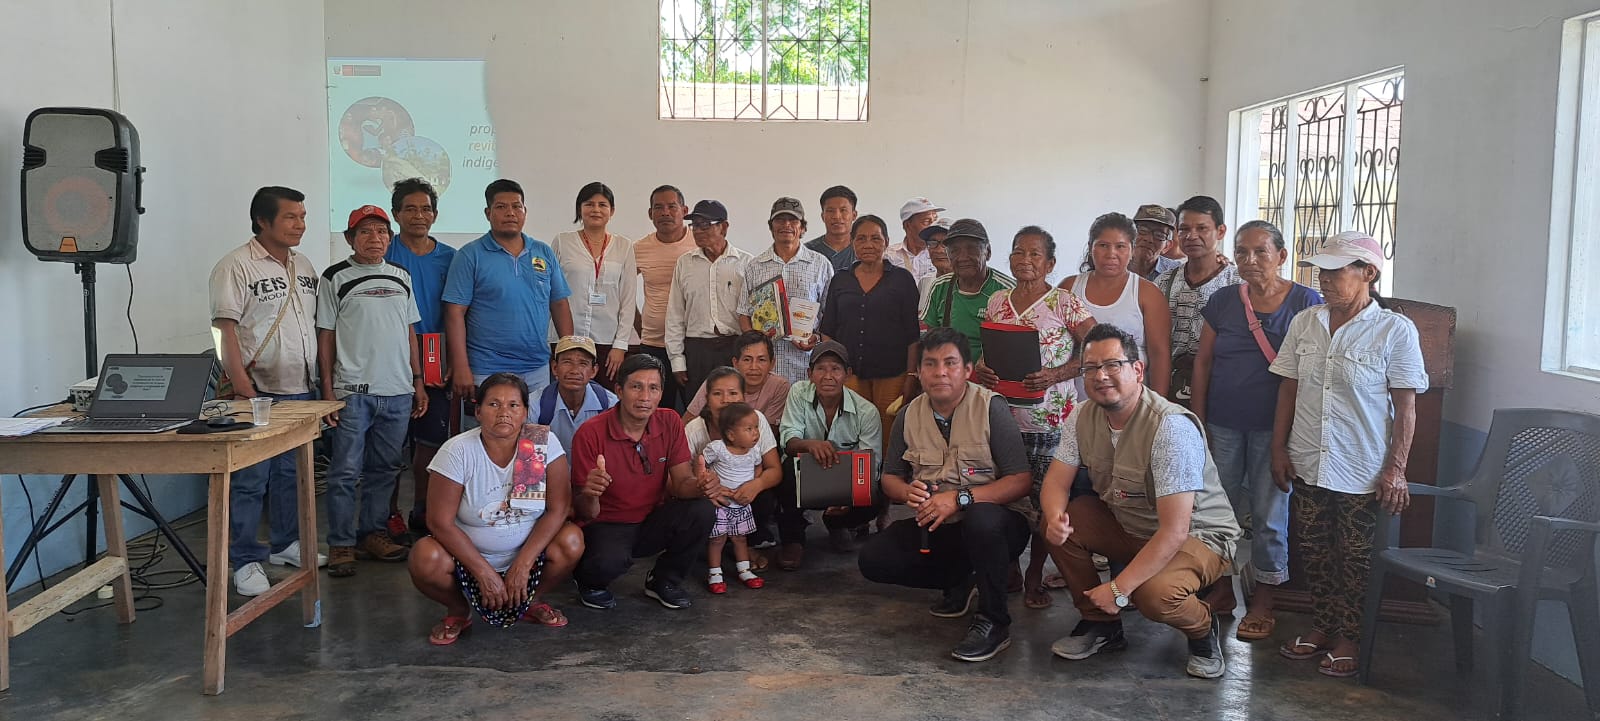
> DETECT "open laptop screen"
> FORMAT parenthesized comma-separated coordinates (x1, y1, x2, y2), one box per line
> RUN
(89, 354, 215, 419)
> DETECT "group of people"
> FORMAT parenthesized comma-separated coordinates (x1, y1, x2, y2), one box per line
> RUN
(208, 178, 1426, 681)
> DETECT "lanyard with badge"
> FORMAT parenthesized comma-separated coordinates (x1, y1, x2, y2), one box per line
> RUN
(584, 231, 611, 306)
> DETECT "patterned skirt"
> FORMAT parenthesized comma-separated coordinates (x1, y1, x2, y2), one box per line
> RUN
(453, 552, 545, 628)
(711, 504, 756, 538)
(1022, 430, 1062, 530)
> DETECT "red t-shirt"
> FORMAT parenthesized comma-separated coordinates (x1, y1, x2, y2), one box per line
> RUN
(570, 407, 693, 524)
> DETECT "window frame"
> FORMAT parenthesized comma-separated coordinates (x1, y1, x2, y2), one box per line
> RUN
(657, 0, 872, 122)
(1225, 67, 1405, 294)
(1543, 12, 1600, 382)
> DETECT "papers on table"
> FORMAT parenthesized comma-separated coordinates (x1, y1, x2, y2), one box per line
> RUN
(0, 417, 69, 437)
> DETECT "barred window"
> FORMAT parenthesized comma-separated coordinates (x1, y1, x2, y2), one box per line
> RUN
(1544, 13, 1600, 380)
(659, 0, 870, 121)
(1230, 70, 1404, 294)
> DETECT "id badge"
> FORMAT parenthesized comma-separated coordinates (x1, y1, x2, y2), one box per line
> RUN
(588, 291, 608, 306)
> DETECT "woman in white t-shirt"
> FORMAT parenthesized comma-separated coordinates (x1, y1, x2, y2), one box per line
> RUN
(683, 366, 782, 568)
(408, 374, 584, 645)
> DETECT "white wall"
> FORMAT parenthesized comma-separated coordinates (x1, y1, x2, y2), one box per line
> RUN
(324, 0, 1213, 279)
(1203, 0, 1600, 684)
(1202, 0, 1600, 427)
(1, 0, 328, 587)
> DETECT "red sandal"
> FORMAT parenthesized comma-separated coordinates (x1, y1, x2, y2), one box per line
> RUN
(429, 615, 472, 646)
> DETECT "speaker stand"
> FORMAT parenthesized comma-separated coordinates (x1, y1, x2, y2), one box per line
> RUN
(4, 262, 208, 591)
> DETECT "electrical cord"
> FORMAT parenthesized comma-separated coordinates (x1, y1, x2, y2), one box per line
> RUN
(125, 264, 139, 354)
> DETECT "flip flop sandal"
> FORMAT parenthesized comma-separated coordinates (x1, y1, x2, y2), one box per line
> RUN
(1278, 635, 1326, 660)
(1024, 585, 1053, 610)
(429, 615, 472, 646)
(1042, 573, 1068, 590)
(750, 551, 770, 572)
(1236, 614, 1277, 641)
(520, 601, 568, 628)
(1318, 653, 1359, 678)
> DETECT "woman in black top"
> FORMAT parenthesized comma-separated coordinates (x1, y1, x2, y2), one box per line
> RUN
(818, 214, 922, 437)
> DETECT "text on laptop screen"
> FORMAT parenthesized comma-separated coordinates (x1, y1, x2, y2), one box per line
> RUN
(99, 365, 175, 402)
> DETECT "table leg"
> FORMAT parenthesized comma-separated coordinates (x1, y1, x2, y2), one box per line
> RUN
(203, 470, 230, 695)
(296, 443, 320, 626)
(95, 474, 136, 624)
(1, 482, 10, 691)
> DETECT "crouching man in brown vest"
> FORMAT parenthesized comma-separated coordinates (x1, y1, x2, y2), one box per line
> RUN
(858, 327, 1034, 663)
(1040, 323, 1242, 679)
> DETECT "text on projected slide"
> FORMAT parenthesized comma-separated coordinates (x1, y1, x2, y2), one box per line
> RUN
(327, 58, 498, 234)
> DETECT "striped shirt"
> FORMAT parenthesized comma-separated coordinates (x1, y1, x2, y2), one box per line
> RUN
(738, 245, 835, 383)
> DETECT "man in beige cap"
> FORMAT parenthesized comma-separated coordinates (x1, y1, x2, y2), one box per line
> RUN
(1130, 204, 1183, 281)
(536, 335, 619, 452)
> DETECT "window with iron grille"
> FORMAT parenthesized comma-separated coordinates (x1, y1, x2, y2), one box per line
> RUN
(1230, 70, 1404, 295)
(1543, 13, 1600, 381)
(659, 0, 870, 121)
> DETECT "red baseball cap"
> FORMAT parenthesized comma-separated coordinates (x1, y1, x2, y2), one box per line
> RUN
(345, 205, 391, 232)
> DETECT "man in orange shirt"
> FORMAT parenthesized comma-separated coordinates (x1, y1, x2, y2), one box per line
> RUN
(631, 184, 698, 410)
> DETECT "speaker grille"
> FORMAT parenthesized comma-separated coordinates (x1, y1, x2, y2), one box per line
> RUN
(22, 145, 46, 169)
(95, 148, 130, 173)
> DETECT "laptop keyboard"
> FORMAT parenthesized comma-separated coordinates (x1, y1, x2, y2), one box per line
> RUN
(57, 417, 188, 432)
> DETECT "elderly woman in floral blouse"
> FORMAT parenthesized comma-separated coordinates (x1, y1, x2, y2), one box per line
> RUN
(974, 226, 1095, 608)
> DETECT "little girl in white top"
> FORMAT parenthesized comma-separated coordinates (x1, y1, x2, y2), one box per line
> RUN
(702, 402, 765, 594)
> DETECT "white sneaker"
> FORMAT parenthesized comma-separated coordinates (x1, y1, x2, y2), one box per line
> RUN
(233, 562, 271, 596)
(267, 541, 328, 568)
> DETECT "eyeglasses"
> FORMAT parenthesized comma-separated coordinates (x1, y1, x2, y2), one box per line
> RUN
(1081, 359, 1134, 377)
(634, 441, 653, 475)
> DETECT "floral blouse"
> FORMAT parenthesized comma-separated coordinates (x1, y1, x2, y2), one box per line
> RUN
(983, 288, 1093, 433)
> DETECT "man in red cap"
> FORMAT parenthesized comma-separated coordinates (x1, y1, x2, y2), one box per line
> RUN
(315, 205, 429, 577)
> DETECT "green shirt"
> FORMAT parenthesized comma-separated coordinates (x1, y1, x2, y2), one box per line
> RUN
(779, 381, 884, 465)
(920, 269, 1016, 361)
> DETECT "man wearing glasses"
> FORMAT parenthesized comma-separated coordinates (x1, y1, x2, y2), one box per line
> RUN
(384, 178, 456, 538)
(1129, 204, 1183, 281)
(1037, 323, 1240, 679)
(569, 354, 719, 610)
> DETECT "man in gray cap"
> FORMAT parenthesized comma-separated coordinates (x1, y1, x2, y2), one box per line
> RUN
(738, 197, 835, 383)
(920, 219, 1015, 363)
(1130, 204, 1183, 281)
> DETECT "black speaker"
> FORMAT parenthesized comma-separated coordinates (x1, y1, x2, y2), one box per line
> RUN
(21, 107, 145, 264)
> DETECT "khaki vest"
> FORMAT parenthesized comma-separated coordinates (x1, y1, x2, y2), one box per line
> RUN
(902, 383, 1036, 524)
(1077, 386, 1240, 560)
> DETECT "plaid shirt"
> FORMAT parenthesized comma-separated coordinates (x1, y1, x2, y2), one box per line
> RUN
(737, 245, 834, 382)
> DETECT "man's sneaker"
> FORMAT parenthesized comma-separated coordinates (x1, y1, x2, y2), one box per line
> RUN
(644, 572, 693, 609)
(950, 614, 1011, 662)
(356, 531, 410, 561)
(233, 562, 270, 596)
(929, 581, 978, 618)
(1186, 615, 1227, 679)
(1051, 619, 1128, 660)
(579, 586, 616, 610)
(268, 540, 328, 568)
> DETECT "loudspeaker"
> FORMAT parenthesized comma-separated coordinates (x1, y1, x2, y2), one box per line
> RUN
(21, 107, 145, 264)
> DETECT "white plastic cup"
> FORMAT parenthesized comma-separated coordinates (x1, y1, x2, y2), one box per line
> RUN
(250, 397, 272, 426)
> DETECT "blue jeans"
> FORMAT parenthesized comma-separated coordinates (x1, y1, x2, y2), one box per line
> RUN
(1208, 424, 1290, 585)
(230, 391, 312, 569)
(325, 393, 412, 547)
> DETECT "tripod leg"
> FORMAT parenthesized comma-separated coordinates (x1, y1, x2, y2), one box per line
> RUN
(118, 475, 206, 582)
(84, 477, 100, 569)
(5, 475, 79, 590)
(95, 475, 136, 623)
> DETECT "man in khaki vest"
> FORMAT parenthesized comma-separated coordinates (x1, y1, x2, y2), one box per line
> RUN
(1039, 323, 1241, 679)
(858, 327, 1033, 663)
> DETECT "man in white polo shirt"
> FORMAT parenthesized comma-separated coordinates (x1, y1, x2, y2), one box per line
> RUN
(886, 197, 945, 281)
(209, 185, 327, 596)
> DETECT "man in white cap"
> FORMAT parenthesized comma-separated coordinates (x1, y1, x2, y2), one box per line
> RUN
(886, 197, 945, 281)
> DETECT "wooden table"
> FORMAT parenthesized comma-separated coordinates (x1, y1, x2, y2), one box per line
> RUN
(0, 400, 341, 694)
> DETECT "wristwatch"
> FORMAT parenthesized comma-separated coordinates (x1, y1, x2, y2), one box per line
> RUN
(956, 488, 973, 509)
(1109, 580, 1130, 608)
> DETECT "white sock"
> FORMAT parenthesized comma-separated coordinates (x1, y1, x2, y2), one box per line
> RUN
(736, 560, 757, 580)
(708, 567, 724, 582)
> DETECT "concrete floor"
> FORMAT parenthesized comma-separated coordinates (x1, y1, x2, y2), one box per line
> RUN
(1, 504, 1591, 721)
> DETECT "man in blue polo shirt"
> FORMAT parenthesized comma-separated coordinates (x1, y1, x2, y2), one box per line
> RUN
(443, 178, 574, 402)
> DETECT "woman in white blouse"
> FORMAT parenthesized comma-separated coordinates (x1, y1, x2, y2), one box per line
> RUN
(552, 182, 636, 388)
(1268, 231, 1427, 679)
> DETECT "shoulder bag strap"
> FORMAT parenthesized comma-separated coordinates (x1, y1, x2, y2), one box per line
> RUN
(1239, 284, 1277, 363)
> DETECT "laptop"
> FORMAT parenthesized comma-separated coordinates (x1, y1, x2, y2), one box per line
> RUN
(43, 354, 217, 434)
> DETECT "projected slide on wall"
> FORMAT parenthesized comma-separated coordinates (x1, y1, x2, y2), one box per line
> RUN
(327, 58, 498, 234)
